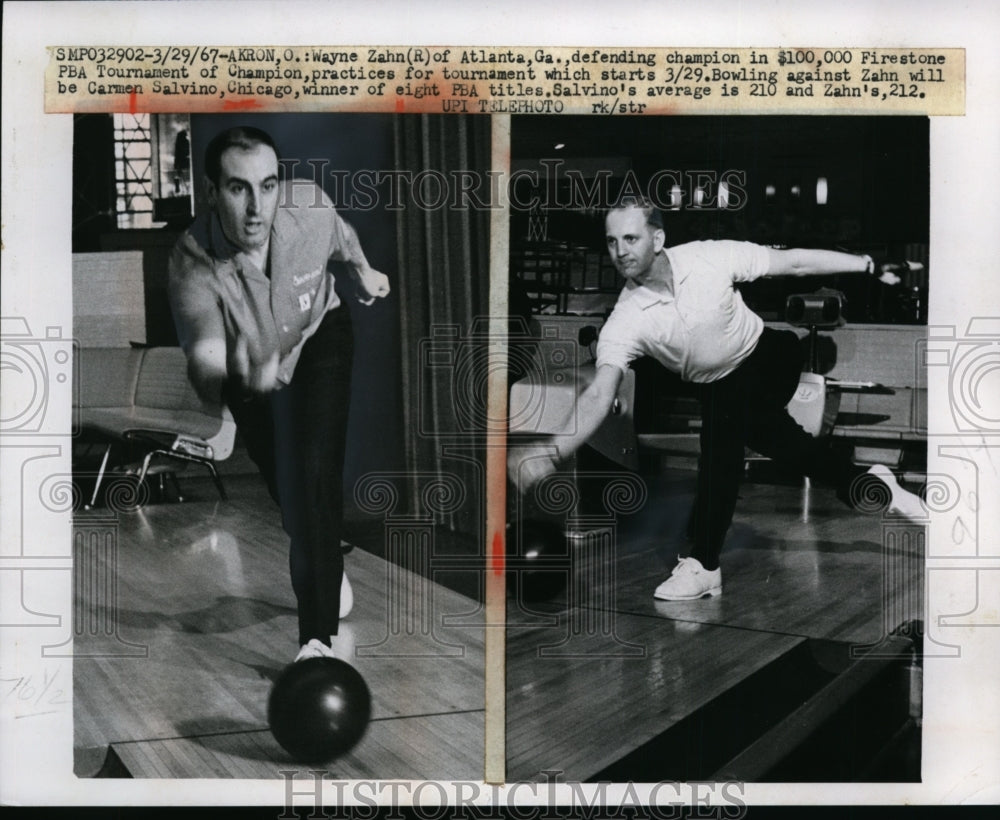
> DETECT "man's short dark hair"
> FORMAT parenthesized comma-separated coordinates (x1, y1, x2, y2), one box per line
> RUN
(204, 126, 279, 186)
(606, 195, 664, 232)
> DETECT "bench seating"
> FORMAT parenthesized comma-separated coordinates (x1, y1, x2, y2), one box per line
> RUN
(74, 346, 235, 506)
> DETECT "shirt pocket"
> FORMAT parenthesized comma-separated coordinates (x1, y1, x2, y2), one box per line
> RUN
(292, 283, 319, 315)
(279, 282, 322, 345)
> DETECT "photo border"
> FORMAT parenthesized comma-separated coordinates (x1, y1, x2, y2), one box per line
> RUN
(2, 0, 998, 809)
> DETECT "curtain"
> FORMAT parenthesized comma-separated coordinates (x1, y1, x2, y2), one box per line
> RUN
(393, 115, 492, 538)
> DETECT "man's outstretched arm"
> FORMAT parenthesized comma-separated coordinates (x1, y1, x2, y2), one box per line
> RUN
(766, 248, 872, 277)
(507, 363, 624, 490)
(766, 247, 918, 285)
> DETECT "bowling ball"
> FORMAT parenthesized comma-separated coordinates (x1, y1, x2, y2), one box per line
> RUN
(268, 657, 371, 763)
(507, 518, 570, 603)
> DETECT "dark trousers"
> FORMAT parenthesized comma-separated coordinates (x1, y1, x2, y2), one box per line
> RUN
(689, 328, 858, 570)
(225, 307, 354, 645)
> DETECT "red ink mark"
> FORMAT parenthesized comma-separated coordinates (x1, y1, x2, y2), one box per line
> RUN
(129, 90, 138, 114)
(395, 98, 405, 113)
(491, 531, 505, 576)
(223, 98, 262, 111)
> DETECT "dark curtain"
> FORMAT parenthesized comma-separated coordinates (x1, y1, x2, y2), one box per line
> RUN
(393, 115, 492, 537)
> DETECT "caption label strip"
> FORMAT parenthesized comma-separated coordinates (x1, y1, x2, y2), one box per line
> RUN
(46, 46, 964, 115)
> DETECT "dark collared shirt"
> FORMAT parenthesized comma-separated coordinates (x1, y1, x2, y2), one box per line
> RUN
(168, 180, 350, 385)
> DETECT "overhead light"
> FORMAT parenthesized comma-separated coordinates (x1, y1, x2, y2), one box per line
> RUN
(670, 183, 683, 210)
(765, 184, 776, 199)
(718, 179, 730, 208)
(554, 143, 565, 150)
(816, 176, 828, 205)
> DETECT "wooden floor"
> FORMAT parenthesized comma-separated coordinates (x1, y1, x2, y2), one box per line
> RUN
(73, 474, 484, 779)
(505, 466, 924, 782)
(73, 464, 923, 782)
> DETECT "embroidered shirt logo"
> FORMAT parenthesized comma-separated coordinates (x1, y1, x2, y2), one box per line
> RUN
(298, 292, 312, 312)
(293, 268, 324, 287)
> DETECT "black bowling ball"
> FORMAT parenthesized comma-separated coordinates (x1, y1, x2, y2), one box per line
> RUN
(268, 657, 371, 763)
(507, 518, 570, 603)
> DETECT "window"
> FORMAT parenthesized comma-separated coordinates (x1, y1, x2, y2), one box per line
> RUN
(112, 113, 193, 229)
(112, 113, 154, 229)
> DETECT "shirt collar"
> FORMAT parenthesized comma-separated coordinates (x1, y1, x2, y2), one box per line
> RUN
(192, 210, 271, 280)
(619, 250, 685, 310)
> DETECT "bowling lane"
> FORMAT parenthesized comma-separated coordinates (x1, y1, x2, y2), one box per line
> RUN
(108, 711, 484, 779)
(506, 610, 803, 782)
(506, 469, 923, 781)
(74, 476, 484, 779)
(582, 470, 924, 644)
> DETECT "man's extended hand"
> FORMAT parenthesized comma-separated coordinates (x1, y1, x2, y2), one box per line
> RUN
(865, 255, 924, 287)
(507, 442, 561, 492)
(230, 336, 280, 394)
(353, 266, 391, 305)
(878, 260, 923, 286)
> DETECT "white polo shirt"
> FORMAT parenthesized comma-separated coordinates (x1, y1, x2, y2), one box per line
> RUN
(595, 240, 771, 384)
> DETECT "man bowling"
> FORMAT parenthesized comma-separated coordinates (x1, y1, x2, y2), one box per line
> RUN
(508, 196, 924, 601)
(168, 126, 390, 660)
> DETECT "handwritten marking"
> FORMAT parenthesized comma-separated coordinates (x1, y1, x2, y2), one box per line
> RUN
(491, 530, 504, 576)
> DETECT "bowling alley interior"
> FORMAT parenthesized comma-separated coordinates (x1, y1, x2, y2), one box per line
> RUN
(69, 113, 492, 779)
(504, 116, 928, 783)
(67, 112, 929, 784)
